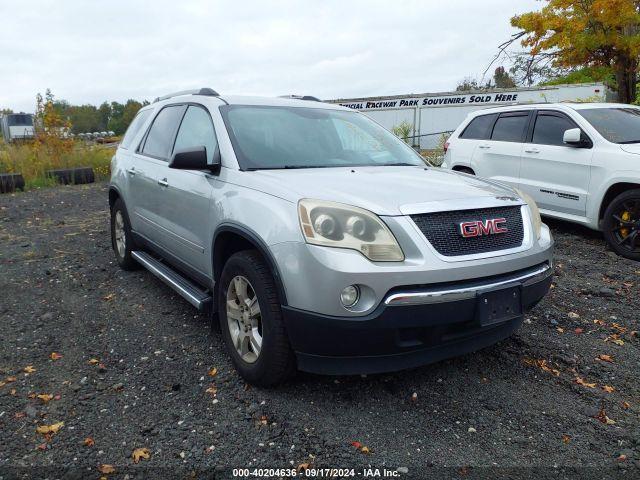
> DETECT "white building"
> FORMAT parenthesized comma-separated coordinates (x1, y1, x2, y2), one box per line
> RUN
(330, 83, 613, 149)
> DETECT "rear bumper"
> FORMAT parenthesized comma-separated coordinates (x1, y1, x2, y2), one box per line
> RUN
(282, 262, 552, 375)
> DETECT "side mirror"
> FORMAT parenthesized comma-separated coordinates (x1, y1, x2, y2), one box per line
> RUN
(563, 128, 582, 145)
(169, 146, 221, 171)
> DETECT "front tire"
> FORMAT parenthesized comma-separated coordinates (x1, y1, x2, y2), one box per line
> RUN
(218, 251, 296, 386)
(603, 189, 640, 261)
(110, 198, 139, 270)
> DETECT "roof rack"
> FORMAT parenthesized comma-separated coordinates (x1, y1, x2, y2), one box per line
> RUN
(153, 87, 219, 103)
(278, 95, 321, 102)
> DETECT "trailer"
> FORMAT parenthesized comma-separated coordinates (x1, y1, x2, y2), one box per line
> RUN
(329, 83, 613, 149)
(1, 113, 35, 143)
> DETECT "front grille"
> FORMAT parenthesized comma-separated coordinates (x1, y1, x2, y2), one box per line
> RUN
(410, 206, 524, 256)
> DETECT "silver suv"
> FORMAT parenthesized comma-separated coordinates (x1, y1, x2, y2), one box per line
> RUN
(109, 88, 553, 386)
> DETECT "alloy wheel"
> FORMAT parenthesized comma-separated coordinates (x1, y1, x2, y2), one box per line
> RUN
(114, 211, 126, 258)
(226, 275, 262, 363)
(610, 199, 640, 255)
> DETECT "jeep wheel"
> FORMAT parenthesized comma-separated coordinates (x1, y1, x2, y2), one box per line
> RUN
(603, 189, 640, 261)
(110, 198, 139, 270)
(218, 251, 296, 386)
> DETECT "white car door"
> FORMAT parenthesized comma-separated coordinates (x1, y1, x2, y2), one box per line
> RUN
(519, 110, 594, 217)
(450, 113, 497, 169)
(470, 111, 530, 188)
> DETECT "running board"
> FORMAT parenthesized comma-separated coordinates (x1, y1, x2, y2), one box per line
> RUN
(131, 251, 212, 311)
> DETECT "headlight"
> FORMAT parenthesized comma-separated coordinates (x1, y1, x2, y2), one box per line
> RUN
(298, 199, 404, 262)
(515, 189, 541, 239)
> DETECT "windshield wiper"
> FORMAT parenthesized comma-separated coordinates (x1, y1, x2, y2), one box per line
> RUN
(246, 165, 337, 171)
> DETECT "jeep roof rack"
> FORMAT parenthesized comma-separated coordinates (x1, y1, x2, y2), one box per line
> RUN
(278, 95, 321, 102)
(154, 87, 219, 103)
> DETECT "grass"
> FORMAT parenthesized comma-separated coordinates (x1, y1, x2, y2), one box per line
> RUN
(0, 141, 113, 190)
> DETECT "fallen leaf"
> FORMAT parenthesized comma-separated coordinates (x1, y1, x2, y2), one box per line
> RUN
(575, 377, 597, 388)
(612, 339, 625, 346)
(36, 443, 47, 451)
(568, 312, 580, 319)
(611, 323, 627, 333)
(597, 354, 614, 363)
(102, 293, 115, 301)
(562, 434, 571, 444)
(595, 406, 616, 425)
(88, 358, 99, 365)
(132, 447, 151, 464)
(50, 352, 63, 361)
(24, 366, 36, 374)
(617, 454, 627, 462)
(524, 358, 560, 376)
(97, 464, 116, 474)
(622, 401, 630, 410)
(259, 415, 268, 426)
(574, 328, 584, 334)
(37, 394, 54, 403)
(5, 376, 16, 383)
(602, 385, 615, 393)
(298, 463, 311, 472)
(350, 441, 362, 449)
(205, 385, 217, 396)
(360, 446, 371, 454)
(556, 327, 564, 333)
(10, 388, 16, 396)
(593, 319, 606, 326)
(36, 421, 64, 435)
(84, 437, 95, 447)
(208, 367, 218, 377)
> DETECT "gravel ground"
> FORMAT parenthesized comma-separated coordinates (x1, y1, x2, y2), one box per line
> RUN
(0, 183, 638, 479)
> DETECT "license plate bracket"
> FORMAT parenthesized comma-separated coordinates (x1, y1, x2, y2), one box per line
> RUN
(476, 286, 522, 327)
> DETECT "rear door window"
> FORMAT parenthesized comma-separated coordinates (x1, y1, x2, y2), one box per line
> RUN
(459, 114, 497, 140)
(121, 109, 152, 150)
(532, 112, 576, 146)
(491, 113, 529, 142)
(141, 105, 186, 160)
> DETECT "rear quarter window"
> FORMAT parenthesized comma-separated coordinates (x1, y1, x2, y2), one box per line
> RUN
(459, 114, 497, 140)
(121, 109, 152, 150)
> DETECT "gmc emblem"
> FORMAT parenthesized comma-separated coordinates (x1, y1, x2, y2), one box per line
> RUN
(459, 218, 508, 238)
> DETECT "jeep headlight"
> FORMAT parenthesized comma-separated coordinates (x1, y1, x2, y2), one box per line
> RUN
(298, 199, 404, 262)
(516, 189, 542, 239)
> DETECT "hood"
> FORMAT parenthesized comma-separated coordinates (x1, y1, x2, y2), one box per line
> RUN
(620, 144, 640, 155)
(246, 166, 518, 215)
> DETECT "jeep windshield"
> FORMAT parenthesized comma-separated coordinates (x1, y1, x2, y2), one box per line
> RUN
(578, 107, 640, 144)
(220, 105, 425, 170)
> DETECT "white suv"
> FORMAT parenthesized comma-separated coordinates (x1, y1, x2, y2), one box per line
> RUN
(442, 103, 640, 260)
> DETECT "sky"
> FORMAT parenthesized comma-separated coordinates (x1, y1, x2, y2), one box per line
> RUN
(1, 0, 541, 113)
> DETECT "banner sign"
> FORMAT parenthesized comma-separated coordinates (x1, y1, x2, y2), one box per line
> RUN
(338, 92, 520, 110)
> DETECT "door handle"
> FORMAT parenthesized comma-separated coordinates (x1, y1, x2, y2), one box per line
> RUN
(524, 148, 540, 154)
(157, 178, 169, 187)
(478, 145, 491, 150)
(126, 167, 136, 176)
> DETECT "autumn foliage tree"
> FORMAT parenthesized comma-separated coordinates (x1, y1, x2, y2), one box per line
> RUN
(510, 0, 640, 103)
(34, 89, 74, 167)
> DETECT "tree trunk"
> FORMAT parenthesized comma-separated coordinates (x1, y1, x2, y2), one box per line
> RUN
(614, 55, 638, 104)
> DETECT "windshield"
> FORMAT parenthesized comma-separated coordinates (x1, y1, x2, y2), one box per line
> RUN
(220, 105, 425, 170)
(578, 107, 640, 143)
(7, 114, 34, 127)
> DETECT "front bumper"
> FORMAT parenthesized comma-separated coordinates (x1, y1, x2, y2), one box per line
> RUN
(281, 262, 552, 375)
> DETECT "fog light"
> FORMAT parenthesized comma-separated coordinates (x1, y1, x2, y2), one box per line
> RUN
(340, 285, 360, 307)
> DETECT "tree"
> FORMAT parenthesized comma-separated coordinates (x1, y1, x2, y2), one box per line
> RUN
(493, 66, 516, 88)
(510, 0, 640, 103)
(455, 76, 491, 91)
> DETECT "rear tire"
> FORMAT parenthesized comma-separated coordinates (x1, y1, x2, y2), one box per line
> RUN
(218, 250, 296, 386)
(454, 167, 475, 175)
(602, 189, 640, 261)
(110, 198, 139, 270)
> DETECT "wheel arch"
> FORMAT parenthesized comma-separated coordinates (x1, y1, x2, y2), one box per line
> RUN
(598, 182, 640, 223)
(212, 224, 288, 305)
(108, 184, 122, 209)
